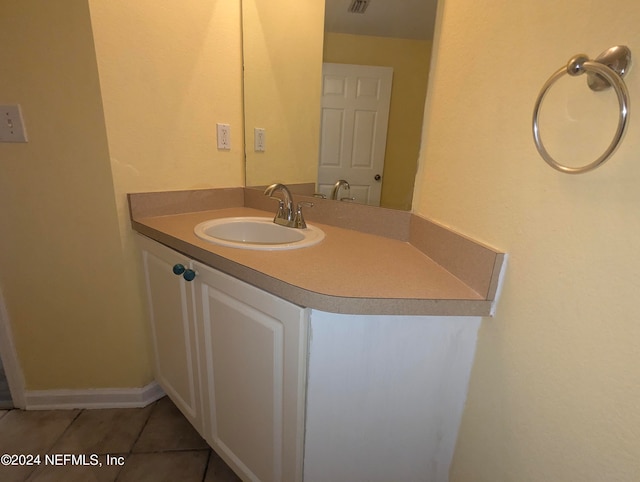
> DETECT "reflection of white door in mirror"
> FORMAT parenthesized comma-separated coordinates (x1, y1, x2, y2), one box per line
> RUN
(317, 63, 393, 206)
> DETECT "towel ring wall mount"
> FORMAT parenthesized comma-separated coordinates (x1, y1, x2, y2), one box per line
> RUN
(532, 45, 631, 174)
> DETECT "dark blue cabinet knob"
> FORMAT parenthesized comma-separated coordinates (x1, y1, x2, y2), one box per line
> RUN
(172, 264, 186, 275)
(183, 269, 196, 282)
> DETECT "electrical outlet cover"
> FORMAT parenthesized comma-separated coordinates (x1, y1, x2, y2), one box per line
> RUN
(254, 127, 266, 152)
(216, 123, 231, 150)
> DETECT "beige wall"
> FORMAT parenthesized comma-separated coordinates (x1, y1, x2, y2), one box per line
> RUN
(243, 0, 324, 187)
(88, 0, 244, 391)
(89, 0, 244, 203)
(0, 0, 244, 391)
(324, 33, 432, 210)
(413, 0, 640, 479)
(0, 1, 150, 389)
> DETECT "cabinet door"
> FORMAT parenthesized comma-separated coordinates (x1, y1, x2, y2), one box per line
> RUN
(194, 262, 308, 482)
(138, 236, 202, 433)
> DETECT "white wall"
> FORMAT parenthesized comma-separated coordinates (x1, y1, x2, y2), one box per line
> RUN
(413, 0, 640, 480)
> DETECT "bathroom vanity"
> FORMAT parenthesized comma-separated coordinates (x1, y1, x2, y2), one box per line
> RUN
(130, 187, 505, 482)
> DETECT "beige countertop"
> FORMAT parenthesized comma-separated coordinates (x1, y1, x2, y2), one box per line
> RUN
(130, 189, 505, 316)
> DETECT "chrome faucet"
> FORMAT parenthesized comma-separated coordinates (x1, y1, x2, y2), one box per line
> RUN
(330, 179, 351, 200)
(264, 183, 313, 228)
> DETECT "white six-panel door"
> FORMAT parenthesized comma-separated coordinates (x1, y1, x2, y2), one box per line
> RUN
(318, 63, 393, 206)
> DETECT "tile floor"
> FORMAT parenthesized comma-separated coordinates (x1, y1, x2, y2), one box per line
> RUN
(0, 396, 241, 482)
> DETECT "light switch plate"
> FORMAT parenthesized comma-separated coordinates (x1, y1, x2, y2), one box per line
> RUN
(0, 104, 28, 143)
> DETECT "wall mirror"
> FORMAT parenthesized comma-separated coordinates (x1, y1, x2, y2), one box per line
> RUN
(242, 0, 438, 211)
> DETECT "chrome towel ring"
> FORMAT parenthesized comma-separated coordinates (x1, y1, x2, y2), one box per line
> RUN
(532, 46, 631, 174)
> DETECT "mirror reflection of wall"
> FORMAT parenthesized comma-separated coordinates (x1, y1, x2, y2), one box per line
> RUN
(243, 0, 437, 211)
(242, 0, 325, 189)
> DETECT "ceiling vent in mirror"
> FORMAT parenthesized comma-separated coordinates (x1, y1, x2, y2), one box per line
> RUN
(348, 0, 370, 14)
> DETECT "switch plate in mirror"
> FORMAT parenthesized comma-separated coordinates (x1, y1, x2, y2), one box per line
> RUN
(0, 104, 28, 143)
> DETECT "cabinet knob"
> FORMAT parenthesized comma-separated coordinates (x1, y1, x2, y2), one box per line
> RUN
(172, 264, 186, 275)
(183, 269, 196, 282)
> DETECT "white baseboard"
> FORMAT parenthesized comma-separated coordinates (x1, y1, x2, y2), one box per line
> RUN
(24, 381, 165, 410)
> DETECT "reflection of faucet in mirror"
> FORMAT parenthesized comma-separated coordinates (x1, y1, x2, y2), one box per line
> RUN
(330, 179, 351, 200)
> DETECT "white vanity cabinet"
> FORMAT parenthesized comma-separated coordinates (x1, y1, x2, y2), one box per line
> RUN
(140, 236, 204, 434)
(139, 235, 308, 482)
(194, 259, 308, 482)
(302, 311, 481, 482)
(139, 235, 483, 482)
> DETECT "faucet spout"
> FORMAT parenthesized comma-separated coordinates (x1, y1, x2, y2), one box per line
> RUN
(330, 179, 351, 200)
(264, 183, 295, 227)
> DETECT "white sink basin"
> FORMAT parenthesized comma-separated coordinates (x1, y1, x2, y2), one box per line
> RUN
(194, 217, 325, 250)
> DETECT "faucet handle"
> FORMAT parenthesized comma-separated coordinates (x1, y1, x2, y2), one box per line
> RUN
(272, 199, 286, 223)
(293, 201, 313, 229)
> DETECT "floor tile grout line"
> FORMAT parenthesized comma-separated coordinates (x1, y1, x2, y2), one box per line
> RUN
(125, 398, 158, 455)
(42, 408, 84, 454)
(123, 397, 214, 480)
(127, 396, 216, 481)
(23, 408, 84, 482)
(112, 398, 159, 482)
(201, 448, 212, 482)
(130, 447, 211, 455)
(3, 397, 229, 482)
(121, 397, 213, 479)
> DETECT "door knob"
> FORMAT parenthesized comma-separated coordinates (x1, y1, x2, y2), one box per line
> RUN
(374, 174, 381, 181)
(172, 264, 186, 275)
(183, 269, 196, 282)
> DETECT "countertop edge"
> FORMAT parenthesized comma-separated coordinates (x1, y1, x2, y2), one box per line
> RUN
(132, 220, 496, 317)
